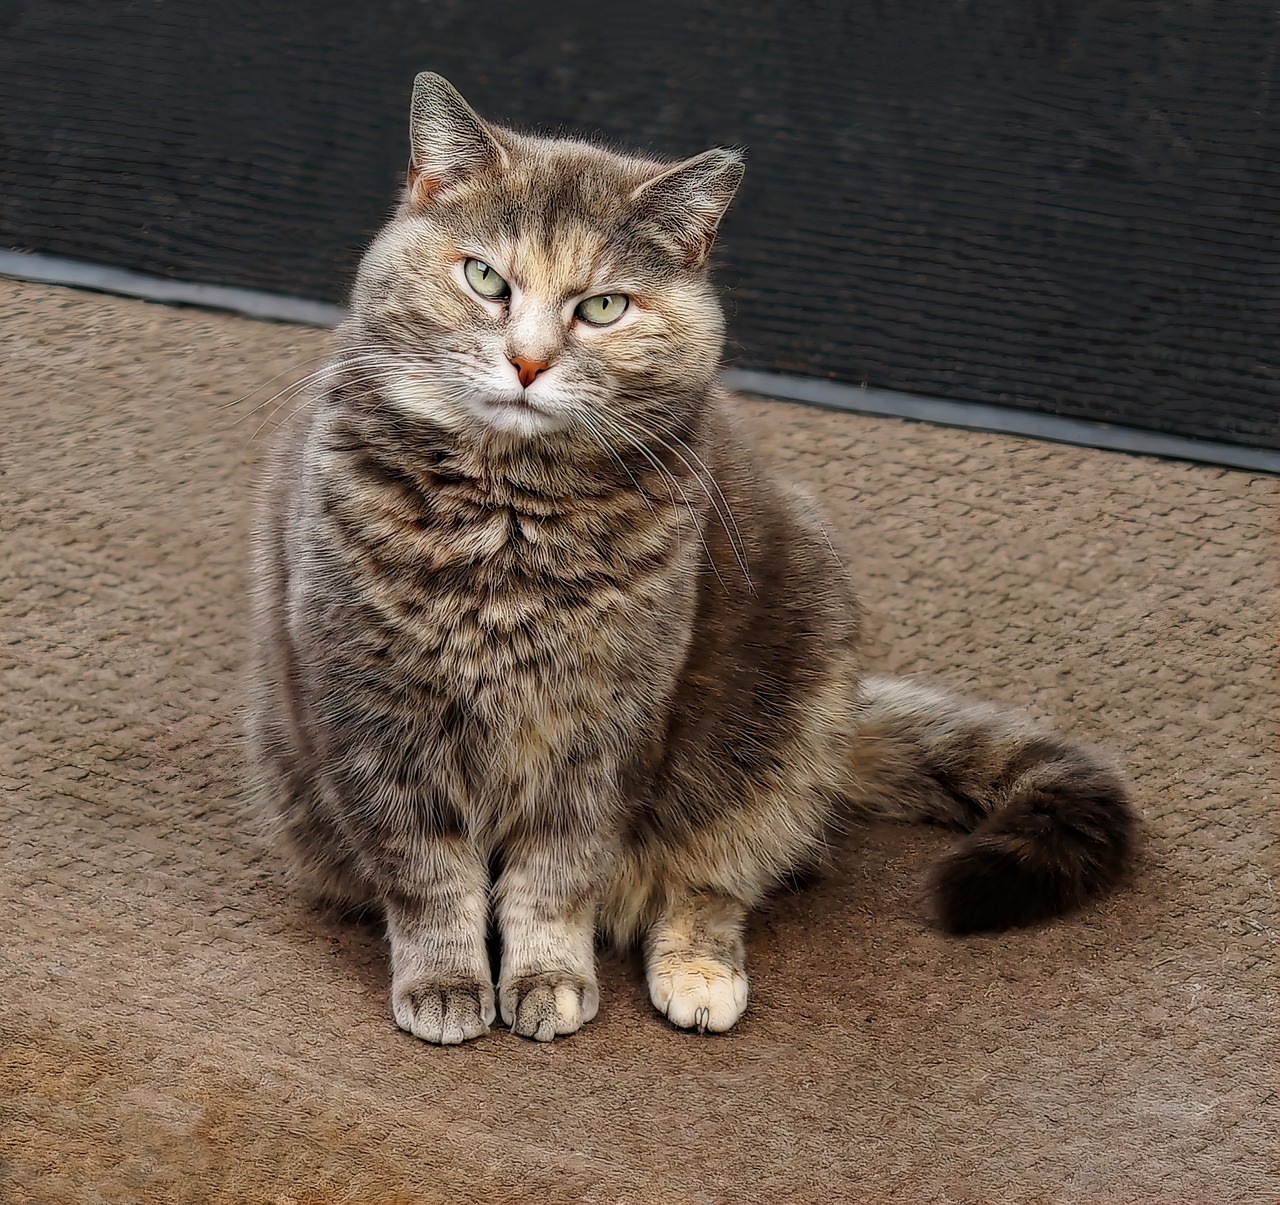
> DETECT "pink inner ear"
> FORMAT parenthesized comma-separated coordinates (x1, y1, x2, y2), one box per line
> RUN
(406, 162, 440, 205)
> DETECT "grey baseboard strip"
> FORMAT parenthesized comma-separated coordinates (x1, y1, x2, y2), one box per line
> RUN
(722, 369, 1280, 476)
(4, 249, 1274, 474)
(0, 250, 346, 327)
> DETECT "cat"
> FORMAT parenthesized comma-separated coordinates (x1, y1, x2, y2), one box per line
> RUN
(246, 72, 1136, 1044)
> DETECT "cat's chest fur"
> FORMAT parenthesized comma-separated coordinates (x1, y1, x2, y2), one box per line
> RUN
(298, 426, 695, 784)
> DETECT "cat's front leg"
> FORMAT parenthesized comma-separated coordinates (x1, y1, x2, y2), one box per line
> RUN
(645, 891, 750, 1034)
(495, 831, 603, 1042)
(383, 839, 495, 1045)
(308, 692, 494, 1044)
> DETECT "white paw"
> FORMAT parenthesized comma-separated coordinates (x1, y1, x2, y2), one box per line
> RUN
(392, 977, 495, 1045)
(499, 972, 600, 1042)
(648, 957, 749, 1033)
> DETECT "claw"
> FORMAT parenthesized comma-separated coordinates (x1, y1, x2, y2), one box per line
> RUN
(646, 958, 750, 1034)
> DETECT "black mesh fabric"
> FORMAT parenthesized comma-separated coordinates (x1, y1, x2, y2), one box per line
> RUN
(1, 0, 1276, 448)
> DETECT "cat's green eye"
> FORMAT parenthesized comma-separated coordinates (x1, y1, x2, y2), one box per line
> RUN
(575, 294, 630, 326)
(464, 258, 510, 300)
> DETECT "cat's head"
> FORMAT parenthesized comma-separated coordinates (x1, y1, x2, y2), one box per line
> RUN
(346, 73, 743, 446)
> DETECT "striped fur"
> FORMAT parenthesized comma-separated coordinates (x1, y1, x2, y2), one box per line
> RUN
(246, 74, 1136, 1044)
(850, 676, 1135, 933)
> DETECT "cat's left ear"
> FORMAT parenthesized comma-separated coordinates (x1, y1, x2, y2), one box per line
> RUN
(407, 72, 503, 204)
(629, 148, 745, 267)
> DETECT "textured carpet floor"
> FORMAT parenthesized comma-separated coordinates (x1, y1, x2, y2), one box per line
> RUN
(1, 279, 1276, 1204)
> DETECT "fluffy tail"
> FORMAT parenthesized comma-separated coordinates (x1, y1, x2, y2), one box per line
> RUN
(849, 675, 1137, 934)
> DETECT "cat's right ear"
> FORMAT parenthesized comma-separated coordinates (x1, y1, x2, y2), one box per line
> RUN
(406, 73, 503, 205)
(629, 148, 745, 268)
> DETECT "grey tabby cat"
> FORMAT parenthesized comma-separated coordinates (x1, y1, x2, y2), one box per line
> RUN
(247, 73, 1135, 1044)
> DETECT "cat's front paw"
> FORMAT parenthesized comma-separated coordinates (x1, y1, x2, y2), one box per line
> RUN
(499, 972, 600, 1042)
(648, 956, 749, 1033)
(392, 976, 496, 1045)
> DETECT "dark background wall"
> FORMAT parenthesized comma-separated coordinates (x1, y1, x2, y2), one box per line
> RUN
(1, 0, 1276, 449)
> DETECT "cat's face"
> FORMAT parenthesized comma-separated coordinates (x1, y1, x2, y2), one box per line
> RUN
(347, 74, 743, 446)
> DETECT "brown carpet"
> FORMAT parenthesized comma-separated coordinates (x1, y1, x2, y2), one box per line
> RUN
(2, 278, 1276, 1204)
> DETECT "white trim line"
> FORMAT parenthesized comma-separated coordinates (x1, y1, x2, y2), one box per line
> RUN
(722, 369, 1280, 476)
(0, 250, 346, 327)
(3, 249, 1274, 474)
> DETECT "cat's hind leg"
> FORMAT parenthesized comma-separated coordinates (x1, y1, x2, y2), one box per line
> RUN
(246, 711, 376, 913)
(645, 891, 750, 1033)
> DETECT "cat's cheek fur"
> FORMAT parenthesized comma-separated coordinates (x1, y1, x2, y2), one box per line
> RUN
(379, 375, 477, 433)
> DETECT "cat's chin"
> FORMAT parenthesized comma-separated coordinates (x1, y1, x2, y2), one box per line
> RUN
(380, 378, 566, 440)
(469, 395, 568, 439)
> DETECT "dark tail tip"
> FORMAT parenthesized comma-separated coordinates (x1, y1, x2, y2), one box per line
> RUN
(931, 769, 1138, 935)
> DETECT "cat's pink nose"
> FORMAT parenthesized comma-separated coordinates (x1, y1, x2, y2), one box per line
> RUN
(508, 356, 549, 389)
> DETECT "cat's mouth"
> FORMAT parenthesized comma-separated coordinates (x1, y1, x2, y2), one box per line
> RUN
(484, 394, 539, 412)
(473, 391, 564, 436)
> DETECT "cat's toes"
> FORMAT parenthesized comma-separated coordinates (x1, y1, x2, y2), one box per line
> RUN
(499, 972, 600, 1042)
(392, 977, 496, 1045)
(648, 956, 749, 1033)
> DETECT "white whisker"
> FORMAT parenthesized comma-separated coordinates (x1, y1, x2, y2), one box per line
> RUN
(589, 409, 717, 583)
(592, 403, 750, 592)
